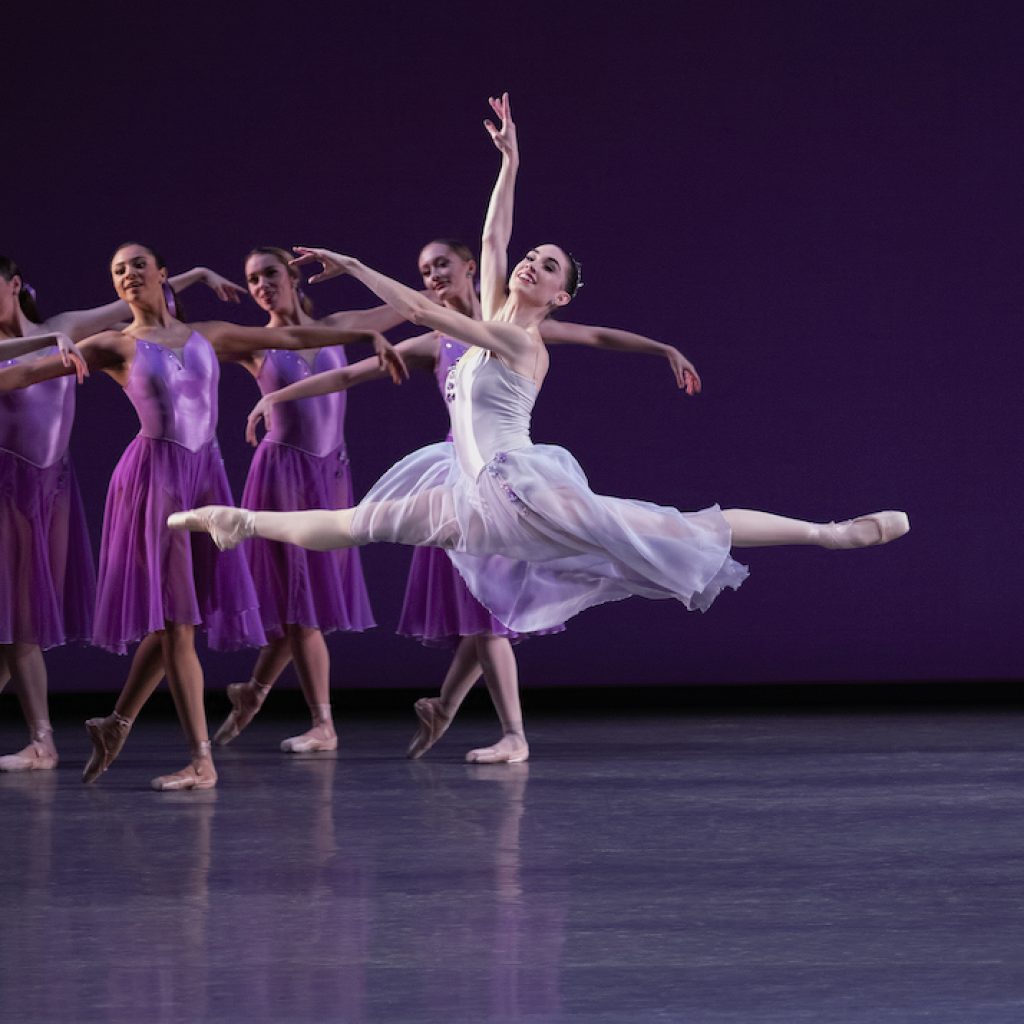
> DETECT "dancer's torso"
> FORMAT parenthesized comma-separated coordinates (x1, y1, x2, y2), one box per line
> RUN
(0, 348, 75, 468)
(256, 347, 348, 457)
(446, 345, 536, 478)
(123, 332, 218, 451)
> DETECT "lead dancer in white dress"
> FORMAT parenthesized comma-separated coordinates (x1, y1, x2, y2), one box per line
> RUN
(169, 95, 909, 723)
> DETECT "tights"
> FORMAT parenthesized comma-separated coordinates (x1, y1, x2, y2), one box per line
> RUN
(246, 506, 870, 552)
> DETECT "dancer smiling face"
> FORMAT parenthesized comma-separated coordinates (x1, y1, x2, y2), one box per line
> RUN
(506, 245, 575, 314)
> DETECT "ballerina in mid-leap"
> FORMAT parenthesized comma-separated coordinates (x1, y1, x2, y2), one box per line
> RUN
(170, 94, 909, 701)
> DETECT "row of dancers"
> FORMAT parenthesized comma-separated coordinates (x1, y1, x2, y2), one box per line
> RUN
(0, 95, 909, 790)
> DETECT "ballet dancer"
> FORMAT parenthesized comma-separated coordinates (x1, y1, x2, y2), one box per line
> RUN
(170, 97, 909, 737)
(246, 229, 702, 763)
(0, 242, 399, 790)
(0, 255, 243, 772)
(212, 246, 408, 754)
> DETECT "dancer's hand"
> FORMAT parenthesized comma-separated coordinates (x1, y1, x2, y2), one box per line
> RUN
(55, 332, 89, 383)
(201, 268, 246, 303)
(666, 348, 701, 395)
(246, 395, 275, 446)
(483, 92, 518, 162)
(290, 247, 355, 284)
(372, 333, 409, 384)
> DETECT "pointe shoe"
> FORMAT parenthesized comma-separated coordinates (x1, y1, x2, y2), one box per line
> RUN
(465, 735, 530, 764)
(821, 510, 910, 549)
(167, 506, 255, 551)
(0, 740, 59, 772)
(214, 681, 269, 746)
(406, 698, 452, 760)
(82, 713, 132, 783)
(151, 743, 218, 791)
(280, 724, 338, 753)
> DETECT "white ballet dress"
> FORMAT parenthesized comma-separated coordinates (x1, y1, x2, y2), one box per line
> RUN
(351, 346, 747, 632)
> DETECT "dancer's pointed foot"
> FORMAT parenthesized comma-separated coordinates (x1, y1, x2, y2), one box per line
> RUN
(280, 722, 337, 753)
(407, 697, 452, 760)
(0, 738, 58, 772)
(151, 742, 218, 791)
(465, 733, 530, 764)
(82, 713, 132, 783)
(821, 510, 910, 549)
(167, 505, 255, 551)
(213, 681, 269, 746)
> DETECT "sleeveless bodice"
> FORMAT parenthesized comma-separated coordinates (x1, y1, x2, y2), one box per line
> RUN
(257, 347, 347, 458)
(124, 333, 218, 451)
(435, 336, 468, 441)
(447, 347, 535, 478)
(0, 349, 75, 468)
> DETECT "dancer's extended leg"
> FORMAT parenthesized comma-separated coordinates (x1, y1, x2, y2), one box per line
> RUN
(722, 509, 909, 549)
(466, 636, 529, 764)
(280, 626, 337, 753)
(0, 643, 58, 772)
(169, 506, 358, 551)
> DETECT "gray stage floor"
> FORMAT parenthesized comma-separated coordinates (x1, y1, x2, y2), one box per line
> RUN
(2, 707, 1024, 1023)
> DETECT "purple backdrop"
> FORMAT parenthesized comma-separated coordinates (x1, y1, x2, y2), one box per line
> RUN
(6, 3, 1022, 690)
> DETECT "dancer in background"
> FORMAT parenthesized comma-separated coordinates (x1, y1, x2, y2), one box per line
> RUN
(0, 255, 242, 772)
(246, 232, 700, 763)
(172, 95, 909, 715)
(213, 246, 407, 754)
(0, 242, 399, 790)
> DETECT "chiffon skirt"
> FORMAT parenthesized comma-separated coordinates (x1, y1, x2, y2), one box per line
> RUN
(352, 441, 748, 633)
(241, 441, 374, 640)
(93, 436, 266, 654)
(397, 545, 564, 647)
(0, 450, 95, 649)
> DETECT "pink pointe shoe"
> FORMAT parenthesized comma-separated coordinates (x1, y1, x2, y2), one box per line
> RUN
(407, 698, 452, 760)
(280, 723, 338, 753)
(167, 506, 255, 551)
(465, 733, 530, 765)
(150, 742, 218, 791)
(214, 681, 269, 746)
(821, 510, 910, 549)
(82, 713, 132, 783)
(0, 738, 59, 773)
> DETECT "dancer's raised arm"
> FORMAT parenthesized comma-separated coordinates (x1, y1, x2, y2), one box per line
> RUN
(480, 92, 518, 319)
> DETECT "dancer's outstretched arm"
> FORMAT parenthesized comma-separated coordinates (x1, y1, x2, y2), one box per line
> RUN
(246, 332, 438, 444)
(0, 331, 87, 381)
(291, 247, 532, 366)
(0, 331, 130, 390)
(480, 92, 518, 320)
(195, 321, 407, 383)
(540, 321, 702, 394)
(42, 267, 244, 341)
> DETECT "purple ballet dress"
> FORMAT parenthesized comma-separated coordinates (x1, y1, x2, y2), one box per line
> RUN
(353, 346, 748, 633)
(241, 347, 374, 640)
(397, 337, 562, 646)
(0, 351, 95, 649)
(92, 333, 266, 654)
